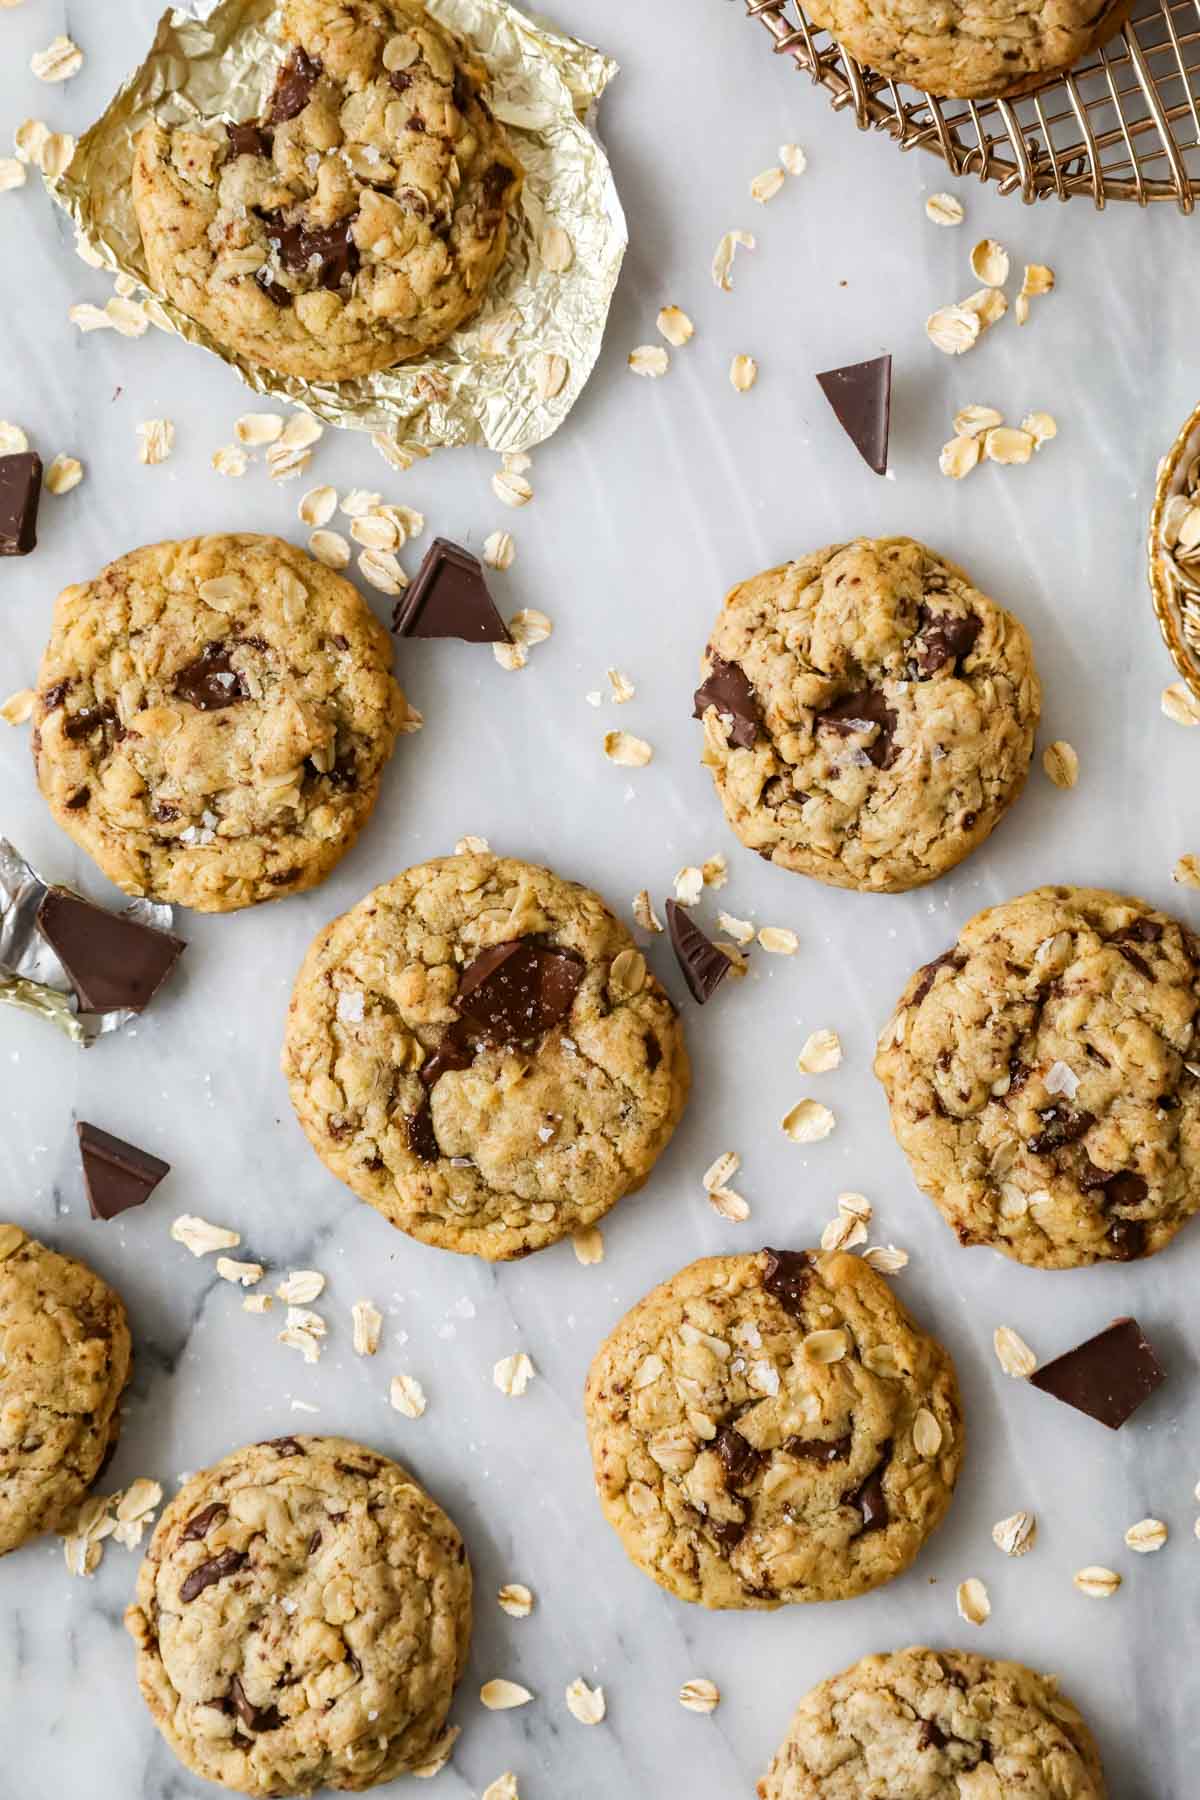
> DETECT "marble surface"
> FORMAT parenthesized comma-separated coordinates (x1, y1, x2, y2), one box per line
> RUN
(2, 2, 1199, 1796)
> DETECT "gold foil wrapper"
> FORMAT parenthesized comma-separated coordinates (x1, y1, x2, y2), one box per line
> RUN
(1149, 403, 1200, 705)
(49, 0, 624, 455)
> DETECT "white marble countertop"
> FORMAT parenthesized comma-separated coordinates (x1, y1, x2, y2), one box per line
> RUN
(2, 2, 1199, 1796)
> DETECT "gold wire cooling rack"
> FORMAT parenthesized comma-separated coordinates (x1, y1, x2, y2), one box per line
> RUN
(741, 0, 1200, 207)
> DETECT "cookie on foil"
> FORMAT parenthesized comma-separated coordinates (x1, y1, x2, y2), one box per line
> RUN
(132, 0, 523, 380)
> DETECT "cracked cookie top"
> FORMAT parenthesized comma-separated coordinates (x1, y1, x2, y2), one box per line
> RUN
(800, 0, 1134, 100)
(876, 885, 1200, 1269)
(0, 1224, 132, 1557)
(281, 854, 690, 1259)
(125, 1435, 471, 1797)
(132, 0, 523, 380)
(759, 1646, 1107, 1799)
(583, 1249, 962, 1609)
(694, 537, 1041, 894)
(33, 534, 408, 913)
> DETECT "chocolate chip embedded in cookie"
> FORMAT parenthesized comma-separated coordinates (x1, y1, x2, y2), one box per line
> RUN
(758, 1646, 1108, 1799)
(33, 534, 408, 912)
(694, 537, 1040, 894)
(0, 1224, 132, 1556)
(131, 0, 523, 380)
(802, 0, 1134, 99)
(125, 1435, 472, 1797)
(583, 1248, 962, 1609)
(875, 885, 1200, 1269)
(281, 854, 690, 1259)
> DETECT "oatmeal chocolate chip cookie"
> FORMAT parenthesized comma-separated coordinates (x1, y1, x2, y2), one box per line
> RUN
(694, 538, 1040, 894)
(132, 0, 523, 380)
(126, 1435, 471, 1796)
(759, 1646, 1107, 1799)
(583, 1249, 962, 1609)
(802, 0, 1134, 99)
(282, 854, 690, 1259)
(0, 1224, 132, 1557)
(875, 886, 1200, 1270)
(33, 534, 408, 913)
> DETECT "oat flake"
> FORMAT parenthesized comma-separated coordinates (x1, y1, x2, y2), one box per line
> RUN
(925, 192, 965, 226)
(674, 867, 704, 906)
(1074, 1566, 1121, 1598)
(45, 454, 84, 496)
(712, 229, 755, 292)
(863, 1244, 909, 1274)
(215, 1257, 263, 1287)
(32, 36, 84, 82)
(389, 1373, 427, 1418)
(957, 1577, 991, 1625)
(679, 1677, 720, 1713)
(565, 1678, 606, 1724)
(494, 1351, 535, 1397)
(299, 484, 337, 527)
(604, 730, 652, 767)
(758, 926, 796, 954)
(0, 689, 35, 727)
(926, 305, 980, 355)
(633, 890, 663, 933)
(992, 1510, 1037, 1556)
(483, 530, 515, 570)
(779, 143, 807, 175)
(309, 529, 350, 569)
(481, 1778, 519, 1800)
(0, 159, 26, 193)
(1043, 741, 1079, 789)
(212, 445, 248, 478)
(657, 305, 694, 347)
(970, 238, 1010, 287)
(798, 1028, 841, 1072)
(136, 419, 174, 466)
(781, 1099, 836, 1143)
(1125, 1517, 1168, 1553)
(939, 436, 980, 481)
(629, 344, 669, 378)
(984, 426, 1034, 466)
(498, 1582, 534, 1617)
(480, 1680, 533, 1711)
(573, 1225, 605, 1265)
(351, 1300, 382, 1356)
(171, 1214, 239, 1256)
(1162, 681, 1200, 727)
(993, 1325, 1037, 1379)
(492, 469, 533, 508)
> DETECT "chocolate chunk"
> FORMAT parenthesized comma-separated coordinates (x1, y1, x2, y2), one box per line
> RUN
(0, 452, 43, 556)
(307, 1530, 322, 1556)
(665, 899, 730, 1005)
(1110, 918, 1163, 945)
(255, 268, 293, 308)
(1106, 1218, 1146, 1261)
(918, 1720, 948, 1751)
(267, 47, 322, 124)
(63, 702, 122, 741)
(815, 354, 892, 476)
(263, 213, 358, 291)
(1079, 1161, 1148, 1211)
(844, 1444, 891, 1532)
(36, 888, 185, 1015)
(911, 948, 964, 1007)
(1027, 1105, 1094, 1156)
(455, 940, 584, 1043)
(179, 1502, 227, 1543)
(783, 1431, 852, 1465)
(389, 69, 413, 96)
(227, 119, 270, 159)
(262, 1436, 303, 1456)
(1030, 1317, 1164, 1428)
(816, 687, 899, 769)
(760, 1248, 811, 1320)
(180, 1547, 248, 1602)
(76, 1121, 170, 1221)
(420, 1020, 475, 1090)
(65, 787, 90, 810)
(452, 66, 474, 113)
(691, 654, 760, 750)
(481, 159, 516, 211)
(713, 1426, 761, 1489)
(910, 605, 982, 678)
(391, 538, 511, 642)
(228, 1675, 282, 1733)
(707, 1516, 745, 1554)
(407, 1100, 439, 1165)
(173, 642, 249, 711)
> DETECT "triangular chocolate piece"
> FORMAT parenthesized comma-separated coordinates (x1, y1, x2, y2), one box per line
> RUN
(392, 538, 511, 642)
(455, 939, 583, 1042)
(37, 888, 186, 1014)
(666, 900, 730, 1005)
(815, 354, 892, 476)
(692, 654, 761, 750)
(77, 1121, 170, 1220)
(1030, 1316, 1164, 1430)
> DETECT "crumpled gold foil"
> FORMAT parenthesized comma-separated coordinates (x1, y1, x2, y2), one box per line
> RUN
(49, 0, 624, 455)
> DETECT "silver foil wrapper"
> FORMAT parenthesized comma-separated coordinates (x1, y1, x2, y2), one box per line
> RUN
(49, 0, 625, 456)
(0, 840, 176, 1046)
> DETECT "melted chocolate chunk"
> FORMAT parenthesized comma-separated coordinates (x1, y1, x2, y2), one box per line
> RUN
(392, 538, 511, 642)
(36, 888, 185, 1015)
(173, 642, 249, 711)
(910, 605, 982, 678)
(420, 1020, 476, 1090)
(480, 159, 516, 210)
(713, 1425, 761, 1489)
(1030, 1316, 1164, 1429)
(665, 899, 730, 1006)
(262, 1437, 304, 1456)
(227, 119, 270, 159)
(76, 1121, 170, 1220)
(267, 47, 322, 124)
(707, 1516, 745, 1554)
(262, 213, 359, 292)
(1109, 918, 1163, 980)
(760, 1248, 811, 1320)
(815, 687, 899, 770)
(407, 1100, 440, 1165)
(455, 940, 584, 1044)
(65, 787, 90, 810)
(63, 702, 121, 741)
(815, 355, 891, 476)
(228, 1675, 282, 1733)
(0, 451, 43, 556)
(783, 1431, 852, 1465)
(1079, 1161, 1148, 1211)
(41, 679, 71, 711)
(180, 1547, 248, 1602)
(1027, 1105, 1094, 1156)
(643, 1031, 662, 1071)
(452, 66, 474, 113)
(691, 654, 760, 750)
(255, 268, 293, 308)
(918, 1719, 948, 1751)
(307, 1530, 322, 1556)
(1106, 1218, 1146, 1261)
(844, 1444, 891, 1532)
(179, 1502, 227, 1543)
(388, 69, 413, 96)
(911, 948, 964, 1006)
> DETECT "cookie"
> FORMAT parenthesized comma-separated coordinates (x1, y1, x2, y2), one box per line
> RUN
(282, 854, 690, 1259)
(802, 0, 1134, 99)
(33, 534, 408, 913)
(875, 885, 1200, 1269)
(126, 1435, 471, 1795)
(759, 1646, 1107, 1798)
(583, 1248, 962, 1609)
(0, 1223, 132, 1557)
(132, 0, 523, 380)
(694, 537, 1040, 894)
